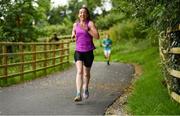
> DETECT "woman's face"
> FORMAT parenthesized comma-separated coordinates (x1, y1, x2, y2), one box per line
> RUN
(78, 8, 88, 21)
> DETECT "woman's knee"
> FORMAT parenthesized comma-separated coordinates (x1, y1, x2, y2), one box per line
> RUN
(83, 70, 90, 78)
(84, 73, 90, 78)
(77, 69, 83, 76)
(76, 61, 83, 76)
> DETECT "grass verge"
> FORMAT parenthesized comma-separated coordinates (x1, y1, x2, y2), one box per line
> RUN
(94, 38, 180, 114)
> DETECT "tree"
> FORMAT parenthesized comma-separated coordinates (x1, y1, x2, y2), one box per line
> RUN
(112, 0, 180, 30)
(0, 0, 50, 42)
(48, 6, 68, 25)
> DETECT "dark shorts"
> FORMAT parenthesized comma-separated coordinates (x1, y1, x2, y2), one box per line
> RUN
(74, 50, 94, 68)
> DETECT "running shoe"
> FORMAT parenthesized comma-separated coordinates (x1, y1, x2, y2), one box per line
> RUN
(83, 89, 89, 99)
(74, 93, 82, 102)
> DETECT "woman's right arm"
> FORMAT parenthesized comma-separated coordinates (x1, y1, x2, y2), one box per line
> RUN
(71, 23, 76, 40)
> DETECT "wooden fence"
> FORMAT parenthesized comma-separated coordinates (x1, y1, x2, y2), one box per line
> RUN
(0, 37, 72, 86)
(159, 24, 180, 103)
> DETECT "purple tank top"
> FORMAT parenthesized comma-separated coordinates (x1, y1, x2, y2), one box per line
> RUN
(75, 20, 95, 52)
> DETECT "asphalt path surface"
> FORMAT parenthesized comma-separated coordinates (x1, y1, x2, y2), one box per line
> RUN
(0, 62, 134, 115)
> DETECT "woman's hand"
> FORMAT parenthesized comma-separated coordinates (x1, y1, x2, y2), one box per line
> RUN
(88, 21, 99, 39)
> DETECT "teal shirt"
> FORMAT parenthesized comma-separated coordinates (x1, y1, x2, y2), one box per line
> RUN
(102, 38, 112, 50)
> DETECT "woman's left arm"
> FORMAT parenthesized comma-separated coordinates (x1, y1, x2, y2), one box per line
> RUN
(88, 21, 100, 39)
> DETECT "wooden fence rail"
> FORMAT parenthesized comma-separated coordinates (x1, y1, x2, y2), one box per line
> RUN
(159, 24, 180, 103)
(0, 39, 71, 85)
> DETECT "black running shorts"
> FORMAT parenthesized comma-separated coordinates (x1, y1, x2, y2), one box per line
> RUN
(74, 50, 94, 68)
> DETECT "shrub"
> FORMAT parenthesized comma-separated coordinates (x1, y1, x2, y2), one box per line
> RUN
(38, 20, 73, 38)
(109, 19, 147, 42)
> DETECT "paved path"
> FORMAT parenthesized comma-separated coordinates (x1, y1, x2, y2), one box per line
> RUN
(0, 62, 134, 115)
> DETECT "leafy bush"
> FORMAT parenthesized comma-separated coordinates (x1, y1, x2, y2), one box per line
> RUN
(109, 19, 147, 42)
(96, 12, 125, 30)
(38, 23, 72, 38)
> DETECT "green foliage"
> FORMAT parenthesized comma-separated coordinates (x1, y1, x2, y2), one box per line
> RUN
(48, 6, 68, 25)
(96, 12, 125, 30)
(0, 26, 7, 39)
(38, 22, 72, 38)
(0, 0, 50, 42)
(144, 27, 160, 46)
(109, 19, 146, 42)
(124, 0, 179, 30)
(108, 0, 179, 47)
(67, 0, 83, 22)
(161, 0, 180, 29)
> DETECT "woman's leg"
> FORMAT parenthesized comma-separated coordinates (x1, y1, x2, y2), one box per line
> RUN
(75, 60, 83, 94)
(107, 50, 111, 60)
(104, 50, 108, 59)
(83, 66, 91, 90)
(83, 66, 91, 99)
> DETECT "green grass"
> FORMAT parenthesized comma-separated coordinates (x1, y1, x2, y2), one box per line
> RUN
(93, 38, 180, 115)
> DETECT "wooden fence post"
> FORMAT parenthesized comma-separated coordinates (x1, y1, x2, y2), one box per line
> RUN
(44, 43, 47, 75)
(0, 36, 72, 86)
(67, 41, 70, 63)
(2, 45, 8, 84)
(19, 43, 24, 81)
(53, 43, 56, 66)
(159, 24, 180, 103)
(32, 44, 36, 78)
(60, 41, 64, 63)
